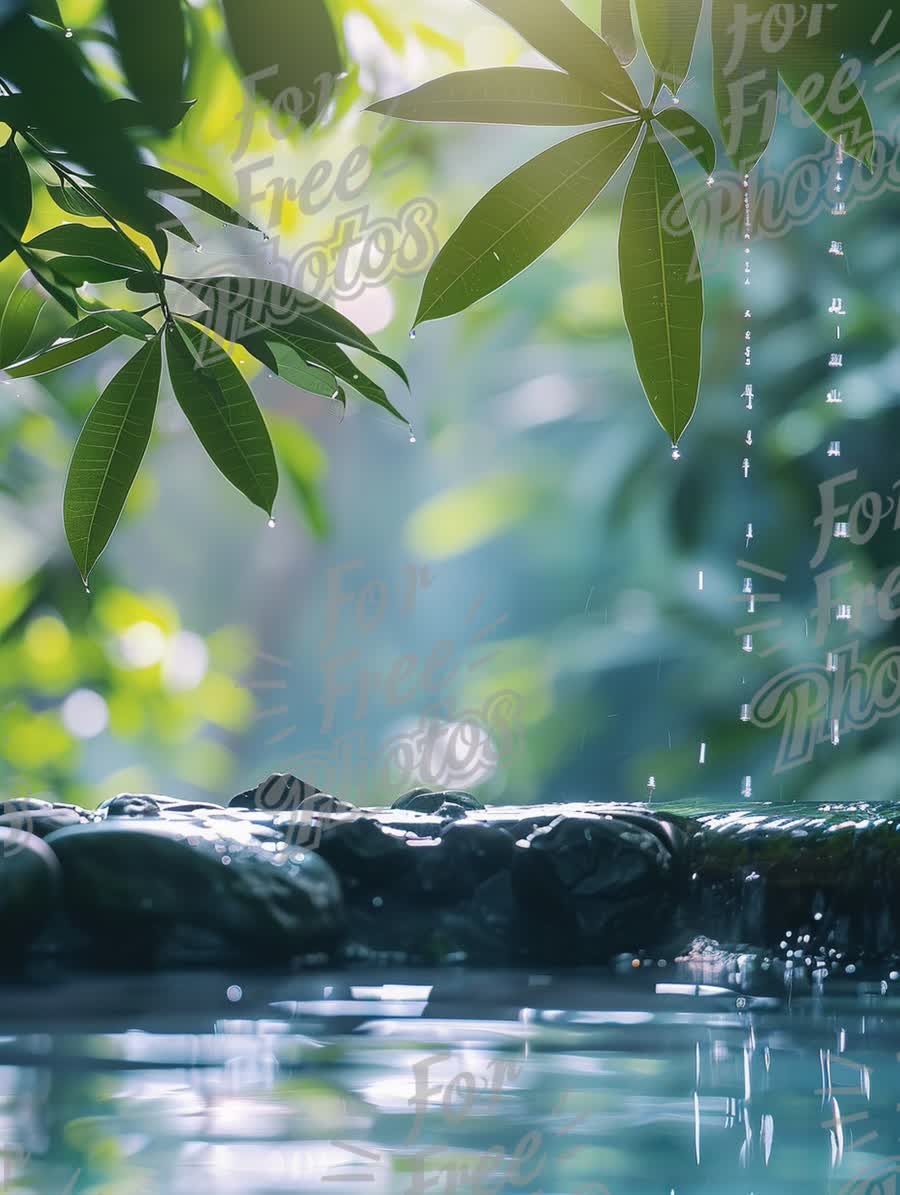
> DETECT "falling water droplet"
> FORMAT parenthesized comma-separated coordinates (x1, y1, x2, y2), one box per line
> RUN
(64, 27, 73, 37)
(262, 233, 271, 242)
(742, 634, 754, 653)
(697, 570, 704, 591)
(833, 521, 849, 539)
(672, 96, 680, 104)
(84, 584, 91, 595)
(826, 651, 838, 673)
(827, 440, 841, 457)
(836, 603, 853, 621)
(740, 703, 751, 722)
(195, 245, 203, 254)
(706, 175, 715, 188)
(742, 458, 751, 478)
(409, 329, 417, 340)
(741, 775, 753, 799)
(699, 742, 707, 764)
(745, 429, 753, 446)
(408, 433, 417, 444)
(831, 719, 840, 747)
(267, 517, 276, 529)
(646, 775, 657, 796)
(671, 443, 681, 460)
(743, 577, 753, 595)
(745, 522, 754, 546)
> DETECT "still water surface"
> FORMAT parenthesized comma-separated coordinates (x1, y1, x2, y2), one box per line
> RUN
(0, 963, 898, 1194)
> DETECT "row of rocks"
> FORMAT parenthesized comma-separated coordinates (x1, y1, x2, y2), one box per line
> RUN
(1, 780, 897, 969)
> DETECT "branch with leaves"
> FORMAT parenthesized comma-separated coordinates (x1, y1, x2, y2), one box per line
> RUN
(371, 0, 879, 446)
(0, 0, 409, 585)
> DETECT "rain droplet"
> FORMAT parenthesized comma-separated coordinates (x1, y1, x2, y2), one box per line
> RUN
(827, 440, 841, 457)
(741, 775, 753, 799)
(267, 517, 276, 529)
(64, 27, 73, 37)
(742, 457, 751, 478)
(741, 634, 753, 653)
(833, 521, 849, 539)
(699, 742, 707, 764)
(697, 570, 704, 591)
(831, 719, 840, 747)
(706, 175, 715, 187)
(672, 96, 680, 105)
(836, 603, 853, 621)
(671, 444, 681, 460)
(409, 329, 417, 340)
(745, 522, 754, 546)
(826, 651, 838, 673)
(408, 433, 417, 444)
(647, 775, 657, 796)
(740, 703, 751, 722)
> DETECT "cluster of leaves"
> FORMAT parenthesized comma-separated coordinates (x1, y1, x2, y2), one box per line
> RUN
(372, 0, 880, 447)
(0, 0, 408, 583)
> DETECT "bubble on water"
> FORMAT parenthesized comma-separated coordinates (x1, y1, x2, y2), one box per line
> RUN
(226, 984, 243, 1002)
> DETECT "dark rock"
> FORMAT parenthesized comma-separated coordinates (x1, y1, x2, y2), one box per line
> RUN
(0, 828, 60, 957)
(392, 789, 483, 814)
(0, 807, 84, 839)
(418, 821, 514, 902)
(691, 802, 900, 954)
(0, 798, 57, 817)
(46, 819, 344, 964)
(512, 814, 675, 962)
(102, 795, 161, 818)
(229, 773, 323, 812)
(316, 817, 416, 898)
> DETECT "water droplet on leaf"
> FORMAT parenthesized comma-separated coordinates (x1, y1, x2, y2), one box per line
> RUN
(267, 517, 276, 529)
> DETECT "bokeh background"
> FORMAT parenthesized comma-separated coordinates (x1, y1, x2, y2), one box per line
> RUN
(3, 0, 899, 813)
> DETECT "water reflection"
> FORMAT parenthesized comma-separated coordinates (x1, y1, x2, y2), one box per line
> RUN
(1, 964, 900, 1193)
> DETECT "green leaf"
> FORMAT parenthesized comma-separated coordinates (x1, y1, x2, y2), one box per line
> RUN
(231, 327, 344, 403)
(475, 0, 640, 111)
(139, 164, 261, 233)
(369, 67, 631, 125)
(165, 319, 278, 517)
(27, 224, 147, 271)
(107, 98, 195, 134)
(653, 108, 716, 176)
(29, 0, 65, 26)
(44, 256, 141, 286)
(602, 0, 637, 65)
(779, 62, 874, 168)
(90, 308, 157, 340)
(634, 0, 702, 94)
(0, 275, 45, 368)
(222, 0, 342, 129)
(47, 182, 196, 264)
(0, 15, 159, 230)
(6, 318, 119, 377)
(15, 244, 79, 316)
(0, 136, 32, 263)
(415, 119, 641, 325)
(108, 0, 187, 133)
(711, 0, 778, 172)
(125, 272, 166, 296)
(618, 132, 703, 444)
(268, 414, 329, 539)
(0, 94, 31, 130)
(64, 335, 162, 583)
(299, 339, 407, 422)
(178, 275, 409, 385)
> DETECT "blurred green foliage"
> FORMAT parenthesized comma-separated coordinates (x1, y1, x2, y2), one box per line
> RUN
(1, 0, 898, 810)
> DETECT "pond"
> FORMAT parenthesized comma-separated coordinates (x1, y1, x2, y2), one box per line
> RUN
(1, 964, 896, 1194)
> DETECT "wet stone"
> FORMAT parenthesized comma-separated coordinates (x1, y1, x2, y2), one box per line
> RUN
(391, 789, 483, 814)
(690, 803, 900, 955)
(0, 828, 61, 958)
(102, 795, 162, 818)
(512, 814, 676, 962)
(0, 807, 84, 839)
(417, 821, 514, 903)
(46, 819, 345, 965)
(229, 773, 323, 812)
